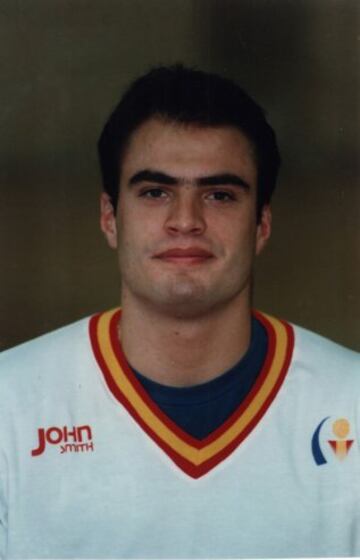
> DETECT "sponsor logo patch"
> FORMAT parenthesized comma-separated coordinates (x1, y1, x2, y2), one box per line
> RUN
(311, 417, 354, 466)
(31, 425, 94, 456)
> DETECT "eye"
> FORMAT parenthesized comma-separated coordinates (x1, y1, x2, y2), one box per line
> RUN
(140, 188, 168, 199)
(207, 190, 236, 202)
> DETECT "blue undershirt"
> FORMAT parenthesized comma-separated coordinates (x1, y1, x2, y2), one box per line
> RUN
(133, 317, 268, 440)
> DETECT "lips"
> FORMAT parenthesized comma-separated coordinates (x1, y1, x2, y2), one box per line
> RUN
(154, 247, 214, 263)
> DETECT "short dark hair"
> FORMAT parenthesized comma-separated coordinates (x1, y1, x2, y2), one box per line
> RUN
(98, 64, 281, 219)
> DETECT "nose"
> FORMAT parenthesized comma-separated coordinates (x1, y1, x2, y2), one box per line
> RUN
(165, 189, 206, 236)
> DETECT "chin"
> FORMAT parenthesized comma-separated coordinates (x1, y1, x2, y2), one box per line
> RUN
(157, 299, 213, 319)
(160, 277, 208, 301)
(151, 286, 226, 319)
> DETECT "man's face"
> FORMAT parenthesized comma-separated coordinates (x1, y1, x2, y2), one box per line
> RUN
(101, 118, 271, 317)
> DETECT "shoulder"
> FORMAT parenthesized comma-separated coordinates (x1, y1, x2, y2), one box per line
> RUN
(286, 320, 360, 394)
(258, 310, 359, 367)
(257, 310, 359, 391)
(0, 315, 93, 393)
(291, 321, 359, 368)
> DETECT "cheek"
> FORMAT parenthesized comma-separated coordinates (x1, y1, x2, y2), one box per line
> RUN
(117, 211, 157, 262)
(218, 217, 257, 256)
(117, 200, 140, 239)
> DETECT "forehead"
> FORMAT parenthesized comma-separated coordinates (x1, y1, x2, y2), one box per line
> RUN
(120, 118, 257, 183)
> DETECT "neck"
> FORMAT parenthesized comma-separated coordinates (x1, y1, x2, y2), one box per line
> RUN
(119, 293, 252, 388)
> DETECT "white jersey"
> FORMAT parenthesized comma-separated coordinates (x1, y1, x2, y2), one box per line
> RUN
(0, 308, 359, 558)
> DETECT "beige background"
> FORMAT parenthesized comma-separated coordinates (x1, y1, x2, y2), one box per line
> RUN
(0, 0, 359, 351)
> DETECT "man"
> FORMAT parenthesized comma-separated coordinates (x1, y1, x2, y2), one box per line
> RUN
(0, 65, 359, 558)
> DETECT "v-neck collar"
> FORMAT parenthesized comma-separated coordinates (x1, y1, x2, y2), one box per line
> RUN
(90, 308, 294, 479)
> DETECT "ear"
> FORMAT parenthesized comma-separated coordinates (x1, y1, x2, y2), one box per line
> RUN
(255, 205, 272, 256)
(100, 192, 118, 249)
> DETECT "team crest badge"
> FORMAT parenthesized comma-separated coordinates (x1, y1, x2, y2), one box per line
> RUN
(311, 416, 354, 466)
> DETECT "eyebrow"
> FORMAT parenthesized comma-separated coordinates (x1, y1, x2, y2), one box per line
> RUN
(129, 170, 178, 186)
(129, 169, 250, 190)
(198, 173, 250, 190)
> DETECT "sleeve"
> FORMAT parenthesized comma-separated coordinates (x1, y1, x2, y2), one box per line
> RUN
(0, 448, 8, 560)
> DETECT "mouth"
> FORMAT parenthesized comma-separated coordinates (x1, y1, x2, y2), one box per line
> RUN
(153, 247, 214, 265)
